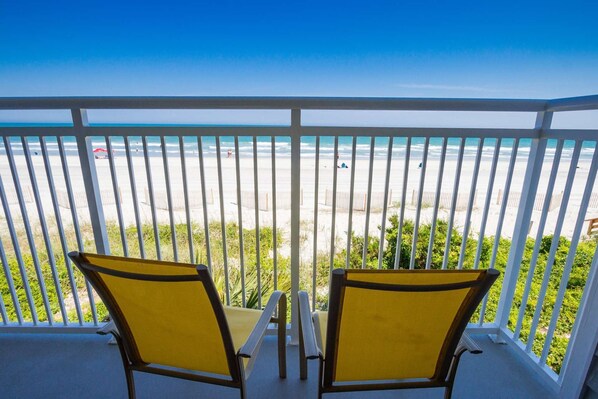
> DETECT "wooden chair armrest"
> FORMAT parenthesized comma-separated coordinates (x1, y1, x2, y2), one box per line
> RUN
(298, 291, 320, 359)
(456, 332, 482, 355)
(238, 291, 286, 358)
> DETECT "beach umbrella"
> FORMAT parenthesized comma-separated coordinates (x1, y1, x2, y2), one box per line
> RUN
(93, 147, 109, 159)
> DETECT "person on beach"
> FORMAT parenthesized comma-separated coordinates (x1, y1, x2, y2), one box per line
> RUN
(227, 149, 232, 158)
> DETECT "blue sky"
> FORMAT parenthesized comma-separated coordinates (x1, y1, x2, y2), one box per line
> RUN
(1, 0, 597, 100)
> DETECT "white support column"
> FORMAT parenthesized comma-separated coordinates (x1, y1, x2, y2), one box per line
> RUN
(289, 109, 301, 344)
(496, 112, 551, 329)
(72, 109, 110, 255)
(559, 244, 598, 398)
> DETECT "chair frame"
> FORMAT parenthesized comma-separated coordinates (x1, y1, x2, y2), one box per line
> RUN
(69, 251, 286, 399)
(299, 268, 499, 399)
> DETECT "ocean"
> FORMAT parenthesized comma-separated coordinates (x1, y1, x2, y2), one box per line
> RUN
(1, 133, 595, 162)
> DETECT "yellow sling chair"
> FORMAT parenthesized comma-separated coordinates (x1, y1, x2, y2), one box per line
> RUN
(69, 252, 286, 399)
(298, 268, 499, 399)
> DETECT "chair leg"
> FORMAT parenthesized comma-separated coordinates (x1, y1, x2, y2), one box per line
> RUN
(299, 326, 308, 379)
(124, 367, 136, 399)
(112, 334, 136, 399)
(299, 305, 308, 380)
(278, 293, 287, 379)
(239, 379, 247, 399)
(444, 351, 467, 399)
(317, 357, 324, 399)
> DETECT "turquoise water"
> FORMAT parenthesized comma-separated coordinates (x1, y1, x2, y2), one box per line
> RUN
(2, 134, 595, 161)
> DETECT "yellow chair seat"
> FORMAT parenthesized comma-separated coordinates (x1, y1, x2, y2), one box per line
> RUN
(223, 306, 263, 353)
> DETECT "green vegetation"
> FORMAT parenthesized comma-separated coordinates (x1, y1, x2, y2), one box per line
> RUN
(0, 215, 594, 374)
(0, 220, 292, 324)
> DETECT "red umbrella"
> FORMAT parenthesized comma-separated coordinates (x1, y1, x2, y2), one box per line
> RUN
(93, 148, 108, 153)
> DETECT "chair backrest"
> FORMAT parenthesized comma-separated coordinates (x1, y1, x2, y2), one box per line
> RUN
(323, 268, 499, 385)
(69, 252, 240, 381)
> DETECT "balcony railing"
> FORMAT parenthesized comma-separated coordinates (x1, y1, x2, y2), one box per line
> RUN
(0, 95, 597, 398)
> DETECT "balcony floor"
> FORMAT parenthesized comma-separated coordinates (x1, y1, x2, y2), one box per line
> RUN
(0, 332, 555, 398)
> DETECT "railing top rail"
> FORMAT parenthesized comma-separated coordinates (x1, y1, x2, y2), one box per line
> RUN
(546, 95, 598, 112)
(0, 96, 555, 112)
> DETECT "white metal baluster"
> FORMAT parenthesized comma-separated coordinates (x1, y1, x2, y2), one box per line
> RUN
(478, 138, 520, 325)
(311, 136, 320, 310)
(160, 136, 178, 261)
(106, 136, 128, 256)
(0, 235, 21, 323)
(513, 140, 564, 340)
(252, 136, 262, 308)
(425, 137, 448, 270)
(196, 136, 212, 270)
(409, 137, 430, 270)
(473, 138, 502, 270)
(234, 136, 246, 307)
(394, 137, 411, 270)
(457, 138, 484, 270)
(0, 265, 7, 323)
(58, 136, 98, 324)
(345, 136, 357, 268)
(441, 138, 466, 270)
(271, 136, 278, 291)
(179, 137, 193, 263)
(525, 141, 582, 351)
(362, 136, 377, 269)
(540, 141, 598, 364)
(3, 136, 52, 324)
(0, 188, 24, 323)
(215, 137, 230, 304)
(40, 136, 83, 325)
(378, 137, 394, 270)
(57, 137, 84, 248)
(142, 136, 161, 260)
(123, 137, 145, 259)
(329, 136, 339, 273)
(23, 136, 68, 324)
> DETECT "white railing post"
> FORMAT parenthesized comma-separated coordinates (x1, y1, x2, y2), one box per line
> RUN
(72, 109, 110, 255)
(558, 246, 598, 398)
(289, 108, 301, 344)
(495, 111, 551, 329)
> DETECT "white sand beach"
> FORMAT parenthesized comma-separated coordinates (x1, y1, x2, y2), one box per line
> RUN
(1, 142, 595, 264)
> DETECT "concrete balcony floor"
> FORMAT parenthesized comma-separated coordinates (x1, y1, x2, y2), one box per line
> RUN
(0, 332, 555, 398)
